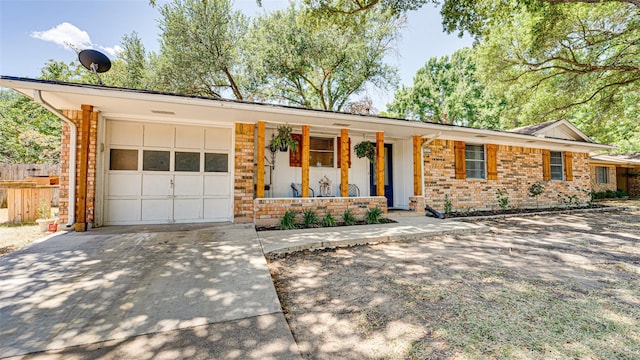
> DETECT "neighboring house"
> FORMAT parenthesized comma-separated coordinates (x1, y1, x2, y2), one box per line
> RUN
(0, 77, 612, 230)
(589, 153, 640, 196)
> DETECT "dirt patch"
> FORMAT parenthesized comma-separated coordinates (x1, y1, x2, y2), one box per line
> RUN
(0, 208, 58, 256)
(269, 211, 640, 359)
(442, 204, 607, 218)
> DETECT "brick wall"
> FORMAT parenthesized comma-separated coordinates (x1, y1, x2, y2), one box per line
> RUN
(234, 123, 255, 223)
(421, 140, 591, 212)
(628, 168, 640, 197)
(590, 165, 617, 193)
(254, 197, 387, 226)
(59, 109, 98, 226)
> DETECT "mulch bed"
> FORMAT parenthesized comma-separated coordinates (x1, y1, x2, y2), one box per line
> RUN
(256, 218, 396, 232)
(442, 203, 608, 218)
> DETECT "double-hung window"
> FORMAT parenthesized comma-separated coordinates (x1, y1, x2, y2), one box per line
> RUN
(465, 144, 485, 179)
(550, 151, 564, 180)
(596, 166, 609, 184)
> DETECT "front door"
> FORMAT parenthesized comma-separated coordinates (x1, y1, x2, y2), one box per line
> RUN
(369, 143, 393, 208)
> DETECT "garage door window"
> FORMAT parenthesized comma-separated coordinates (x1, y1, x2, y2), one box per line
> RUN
(110, 149, 138, 170)
(143, 150, 170, 171)
(205, 153, 228, 172)
(175, 152, 200, 172)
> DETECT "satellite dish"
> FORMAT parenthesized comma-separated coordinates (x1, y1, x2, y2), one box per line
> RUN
(78, 49, 111, 85)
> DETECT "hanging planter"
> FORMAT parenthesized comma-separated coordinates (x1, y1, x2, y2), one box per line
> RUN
(354, 141, 376, 162)
(269, 124, 298, 153)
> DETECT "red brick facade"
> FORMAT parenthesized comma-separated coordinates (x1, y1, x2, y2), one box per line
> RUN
(416, 140, 590, 212)
(59, 109, 98, 226)
(234, 123, 255, 223)
(254, 196, 388, 226)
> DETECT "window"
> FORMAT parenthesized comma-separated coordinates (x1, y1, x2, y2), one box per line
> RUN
(110, 149, 138, 170)
(465, 144, 485, 179)
(596, 166, 609, 183)
(175, 152, 200, 172)
(550, 151, 563, 180)
(310, 137, 334, 167)
(205, 153, 228, 172)
(143, 150, 170, 171)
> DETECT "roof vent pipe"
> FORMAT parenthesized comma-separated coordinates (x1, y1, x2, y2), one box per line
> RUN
(33, 90, 76, 228)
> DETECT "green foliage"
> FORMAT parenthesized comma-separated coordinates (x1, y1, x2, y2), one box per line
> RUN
(321, 212, 337, 227)
(270, 124, 298, 152)
(0, 90, 61, 164)
(495, 188, 509, 210)
(384, 47, 507, 129)
(528, 182, 545, 209)
(302, 209, 319, 227)
(591, 189, 628, 200)
(342, 208, 357, 225)
(278, 210, 298, 230)
(364, 207, 384, 224)
(245, 3, 401, 111)
(444, 194, 453, 214)
(354, 141, 376, 162)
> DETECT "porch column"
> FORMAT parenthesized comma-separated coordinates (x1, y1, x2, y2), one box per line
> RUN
(302, 125, 310, 197)
(76, 104, 93, 232)
(340, 129, 349, 197)
(256, 121, 265, 198)
(413, 135, 422, 196)
(376, 131, 384, 197)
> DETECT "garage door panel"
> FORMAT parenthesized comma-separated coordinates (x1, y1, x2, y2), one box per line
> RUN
(174, 175, 202, 196)
(144, 124, 172, 147)
(108, 174, 141, 196)
(174, 199, 201, 221)
(205, 128, 231, 150)
(109, 122, 142, 146)
(107, 199, 140, 223)
(204, 175, 230, 196)
(142, 175, 172, 196)
(176, 126, 203, 149)
(142, 199, 172, 221)
(204, 198, 231, 220)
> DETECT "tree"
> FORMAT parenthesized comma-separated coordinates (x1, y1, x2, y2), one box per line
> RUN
(471, 1, 640, 149)
(155, 0, 249, 99)
(246, 4, 400, 111)
(384, 47, 507, 128)
(0, 90, 61, 164)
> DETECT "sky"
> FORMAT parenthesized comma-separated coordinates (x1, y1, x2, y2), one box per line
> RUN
(0, 0, 473, 110)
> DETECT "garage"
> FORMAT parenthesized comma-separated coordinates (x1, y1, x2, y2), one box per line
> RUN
(104, 121, 233, 225)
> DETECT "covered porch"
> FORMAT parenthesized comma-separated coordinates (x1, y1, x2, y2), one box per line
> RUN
(251, 121, 426, 225)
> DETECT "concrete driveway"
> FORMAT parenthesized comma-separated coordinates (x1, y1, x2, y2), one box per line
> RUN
(0, 223, 300, 359)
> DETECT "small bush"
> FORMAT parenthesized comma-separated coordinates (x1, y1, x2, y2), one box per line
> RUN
(591, 189, 628, 200)
(365, 207, 384, 224)
(528, 182, 545, 209)
(444, 194, 453, 214)
(302, 209, 318, 227)
(496, 189, 509, 210)
(279, 210, 298, 230)
(342, 209, 357, 226)
(321, 212, 337, 227)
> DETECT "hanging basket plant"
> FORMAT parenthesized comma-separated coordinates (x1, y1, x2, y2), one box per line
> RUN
(354, 141, 376, 162)
(270, 124, 298, 152)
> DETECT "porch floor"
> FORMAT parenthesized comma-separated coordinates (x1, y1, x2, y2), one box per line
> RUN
(258, 214, 490, 257)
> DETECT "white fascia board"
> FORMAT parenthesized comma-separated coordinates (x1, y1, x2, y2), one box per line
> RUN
(0, 77, 613, 153)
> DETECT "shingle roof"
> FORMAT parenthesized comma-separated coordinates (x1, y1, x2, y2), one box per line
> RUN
(507, 120, 562, 135)
(591, 153, 640, 165)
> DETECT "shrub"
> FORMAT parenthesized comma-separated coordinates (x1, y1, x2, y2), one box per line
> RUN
(302, 209, 318, 227)
(342, 209, 357, 226)
(528, 182, 545, 209)
(444, 194, 453, 214)
(278, 210, 298, 230)
(365, 207, 384, 224)
(496, 189, 509, 210)
(321, 212, 337, 227)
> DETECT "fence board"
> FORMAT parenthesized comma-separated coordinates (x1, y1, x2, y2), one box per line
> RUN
(0, 164, 60, 207)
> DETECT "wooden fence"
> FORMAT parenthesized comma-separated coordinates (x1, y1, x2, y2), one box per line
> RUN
(0, 164, 60, 207)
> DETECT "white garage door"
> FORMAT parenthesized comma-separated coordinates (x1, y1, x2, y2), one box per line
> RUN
(104, 121, 233, 225)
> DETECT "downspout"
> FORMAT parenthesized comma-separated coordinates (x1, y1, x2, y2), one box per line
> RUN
(33, 90, 76, 227)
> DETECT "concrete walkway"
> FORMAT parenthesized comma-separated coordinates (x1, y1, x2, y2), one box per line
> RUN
(0, 223, 300, 359)
(258, 215, 489, 256)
